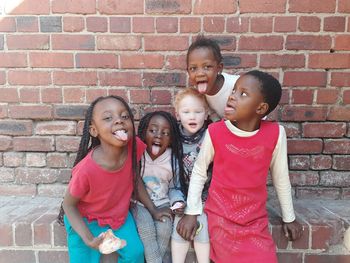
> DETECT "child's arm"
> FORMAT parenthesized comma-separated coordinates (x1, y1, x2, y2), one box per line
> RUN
(168, 160, 186, 215)
(136, 176, 172, 221)
(270, 125, 303, 240)
(62, 191, 103, 249)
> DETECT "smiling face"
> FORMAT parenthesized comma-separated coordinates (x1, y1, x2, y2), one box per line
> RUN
(145, 115, 171, 160)
(224, 74, 268, 126)
(89, 98, 133, 147)
(187, 47, 223, 96)
(176, 95, 208, 136)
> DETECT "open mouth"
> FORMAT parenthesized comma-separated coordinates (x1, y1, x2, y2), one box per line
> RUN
(188, 122, 197, 129)
(113, 130, 128, 141)
(151, 142, 161, 155)
(197, 81, 208, 94)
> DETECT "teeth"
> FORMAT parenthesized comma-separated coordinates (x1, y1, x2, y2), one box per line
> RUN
(114, 130, 128, 141)
(152, 145, 160, 155)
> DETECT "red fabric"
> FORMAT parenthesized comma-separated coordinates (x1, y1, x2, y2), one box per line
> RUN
(205, 120, 279, 263)
(69, 137, 146, 229)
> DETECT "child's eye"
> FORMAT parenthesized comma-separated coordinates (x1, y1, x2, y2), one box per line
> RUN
(242, 92, 247, 97)
(162, 131, 170, 136)
(204, 65, 212, 70)
(121, 114, 130, 120)
(188, 67, 196, 72)
(103, 116, 112, 121)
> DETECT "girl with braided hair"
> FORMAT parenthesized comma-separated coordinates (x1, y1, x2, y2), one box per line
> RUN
(131, 111, 185, 263)
(59, 96, 170, 263)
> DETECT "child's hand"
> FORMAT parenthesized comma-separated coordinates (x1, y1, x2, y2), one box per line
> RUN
(151, 207, 172, 222)
(282, 220, 303, 241)
(171, 201, 186, 216)
(176, 214, 197, 241)
(84, 234, 104, 250)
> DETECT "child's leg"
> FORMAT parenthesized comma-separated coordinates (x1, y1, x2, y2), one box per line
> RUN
(64, 215, 107, 263)
(154, 214, 172, 259)
(112, 211, 144, 263)
(131, 204, 162, 263)
(171, 215, 190, 263)
(194, 212, 210, 263)
(193, 242, 210, 263)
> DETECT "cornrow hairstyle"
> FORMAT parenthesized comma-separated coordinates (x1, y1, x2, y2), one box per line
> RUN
(244, 70, 282, 116)
(186, 34, 223, 66)
(137, 111, 186, 195)
(57, 95, 138, 225)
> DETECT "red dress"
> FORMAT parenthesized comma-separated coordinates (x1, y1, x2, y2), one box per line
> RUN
(204, 121, 279, 263)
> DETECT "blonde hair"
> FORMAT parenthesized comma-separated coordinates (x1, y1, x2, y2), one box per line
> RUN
(174, 87, 209, 112)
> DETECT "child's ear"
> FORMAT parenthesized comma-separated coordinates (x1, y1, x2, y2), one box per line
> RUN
(256, 102, 269, 116)
(218, 62, 224, 74)
(89, 124, 98, 137)
(175, 111, 180, 121)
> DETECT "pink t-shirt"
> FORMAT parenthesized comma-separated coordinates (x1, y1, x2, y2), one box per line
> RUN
(69, 137, 146, 229)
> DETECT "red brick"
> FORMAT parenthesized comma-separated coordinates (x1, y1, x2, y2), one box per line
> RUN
(339, 0, 350, 12)
(98, 0, 144, 14)
(316, 89, 339, 104)
(166, 55, 186, 70)
(3, 152, 24, 167)
(86, 89, 108, 103)
(291, 89, 314, 104)
(86, 17, 108, 32)
(333, 156, 350, 170)
(76, 53, 118, 68)
(63, 88, 85, 103)
(239, 36, 283, 51)
(4, 0, 49, 15)
(335, 35, 350, 51)
(286, 35, 331, 50)
(309, 54, 350, 69)
(289, 0, 336, 13)
(226, 17, 249, 33)
(52, 0, 96, 14)
(53, 71, 97, 86)
(151, 90, 172, 105)
(343, 188, 350, 199)
(210, 36, 236, 51)
(99, 72, 142, 86)
(323, 16, 346, 32)
(328, 106, 350, 121)
(120, 54, 164, 69)
(289, 171, 320, 186)
(0, 17, 16, 32)
(0, 167, 15, 182)
(26, 153, 46, 167)
(33, 213, 55, 245)
(54, 105, 88, 120)
(9, 105, 52, 119)
(56, 136, 80, 152)
(274, 16, 297, 32)
(203, 17, 225, 33)
(145, 0, 191, 14)
(331, 72, 350, 87)
(305, 255, 350, 263)
(8, 70, 51, 85)
(0, 184, 36, 196)
(130, 89, 151, 104)
(13, 137, 54, 152)
(324, 139, 350, 154)
(298, 16, 321, 32)
(144, 36, 188, 51)
(16, 16, 39, 32)
(38, 251, 69, 263)
(240, 0, 286, 13)
(344, 90, 350, 104)
(97, 35, 141, 50)
(29, 52, 73, 68)
(0, 250, 36, 263)
(282, 106, 327, 121)
(283, 71, 326, 87)
(0, 53, 27, 68)
(0, 224, 13, 246)
(320, 171, 350, 187)
(296, 187, 340, 199)
(224, 54, 257, 69)
(108, 90, 128, 102)
(15, 168, 57, 184)
(36, 121, 76, 135)
(0, 104, 8, 119)
(14, 221, 32, 246)
(310, 155, 332, 170)
(41, 88, 63, 103)
(53, 222, 67, 246)
(303, 122, 346, 138)
(52, 34, 95, 50)
(0, 71, 5, 85)
(180, 17, 201, 33)
(277, 252, 303, 263)
(0, 136, 12, 151)
(156, 17, 178, 33)
(19, 88, 40, 103)
(133, 17, 155, 33)
(0, 88, 19, 103)
(194, 0, 236, 14)
(110, 17, 131, 33)
(289, 155, 310, 170)
(251, 17, 273, 33)
(7, 35, 49, 50)
(63, 16, 85, 32)
(47, 153, 68, 168)
(260, 54, 305, 68)
(287, 139, 323, 154)
(143, 72, 186, 87)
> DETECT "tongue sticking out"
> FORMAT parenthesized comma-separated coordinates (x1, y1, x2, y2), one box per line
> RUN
(152, 145, 160, 156)
(115, 130, 128, 141)
(197, 82, 208, 94)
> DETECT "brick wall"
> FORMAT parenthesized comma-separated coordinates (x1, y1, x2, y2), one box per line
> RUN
(0, 0, 349, 199)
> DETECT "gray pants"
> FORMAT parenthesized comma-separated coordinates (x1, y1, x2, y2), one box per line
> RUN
(131, 204, 172, 263)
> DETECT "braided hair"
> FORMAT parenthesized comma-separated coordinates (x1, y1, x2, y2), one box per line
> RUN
(57, 95, 138, 225)
(137, 111, 186, 195)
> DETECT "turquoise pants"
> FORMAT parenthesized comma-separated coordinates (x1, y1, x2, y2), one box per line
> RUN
(64, 212, 144, 263)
